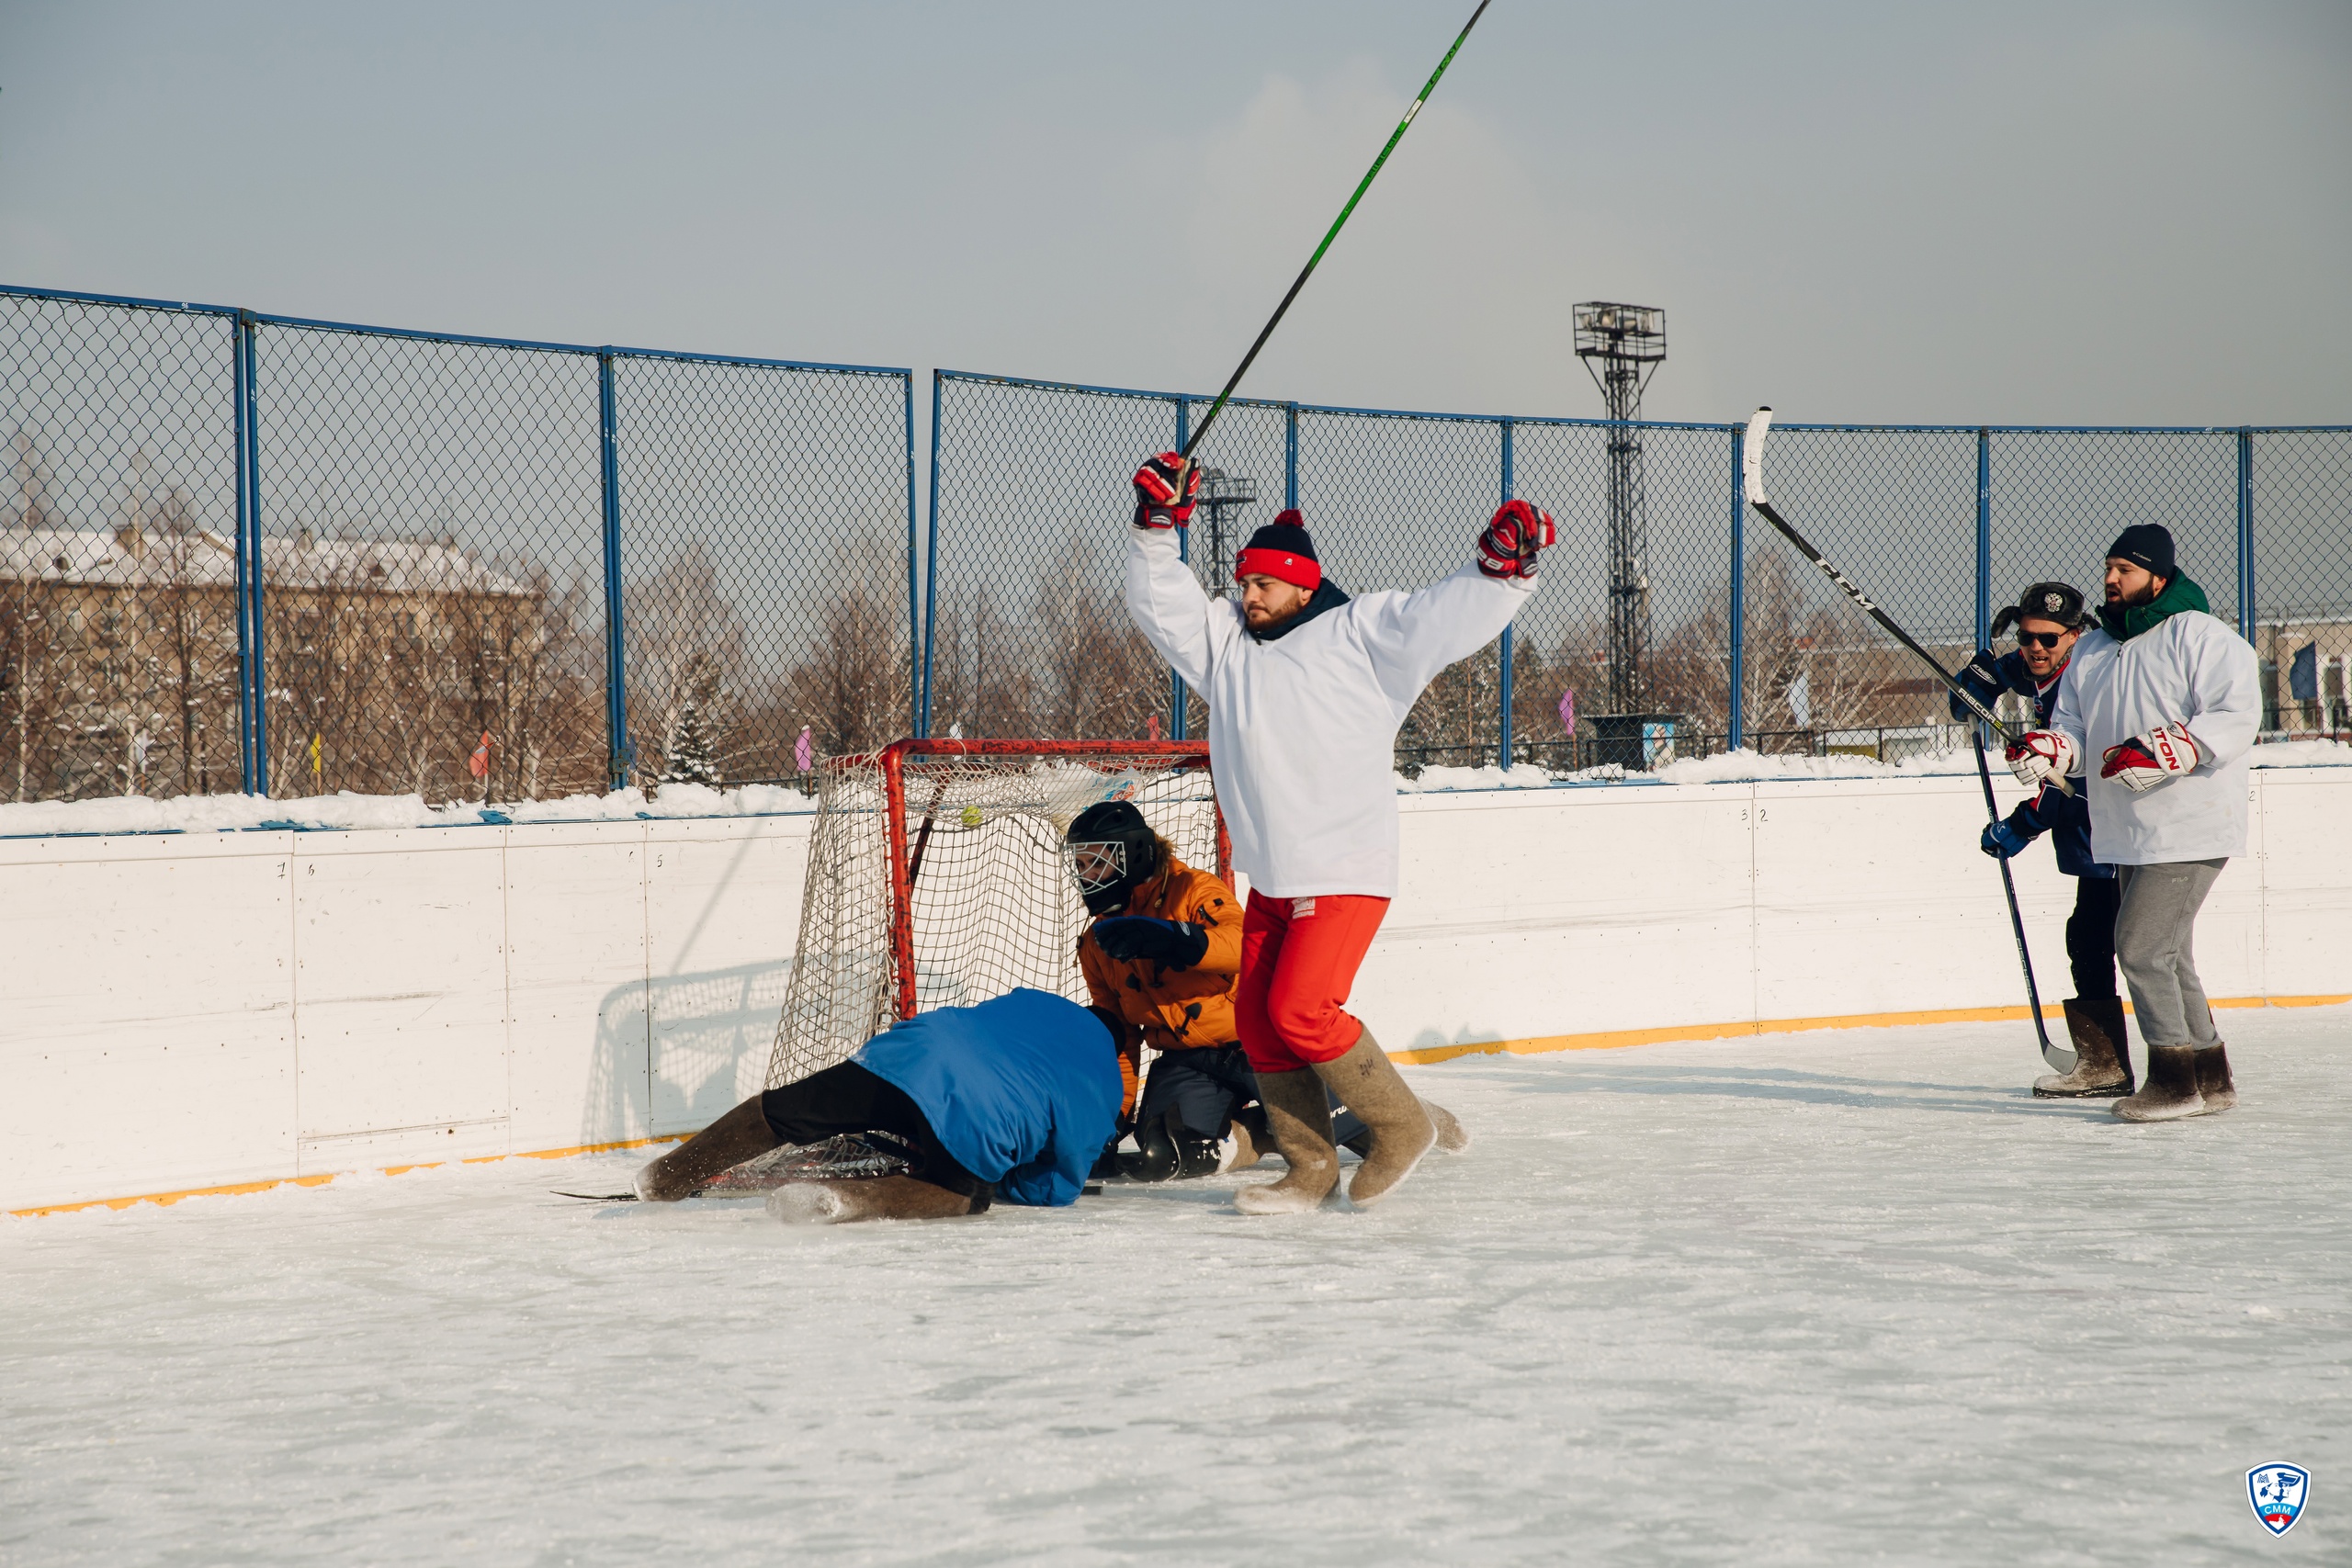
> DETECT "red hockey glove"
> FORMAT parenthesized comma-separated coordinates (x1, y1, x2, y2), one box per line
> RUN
(1477, 499, 1555, 580)
(1132, 453, 1199, 530)
(2004, 728, 2078, 788)
(2099, 721, 2201, 793)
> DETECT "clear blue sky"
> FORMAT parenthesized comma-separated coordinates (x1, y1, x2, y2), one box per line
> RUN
(3, 1, 2346, 424)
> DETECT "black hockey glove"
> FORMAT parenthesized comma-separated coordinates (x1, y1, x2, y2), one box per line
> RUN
(1091, 916, 1210, 969)
(1948, 649, 2004, 722)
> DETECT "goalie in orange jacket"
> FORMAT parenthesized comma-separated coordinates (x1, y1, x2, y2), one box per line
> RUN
(1066, 799, 1378, 1181)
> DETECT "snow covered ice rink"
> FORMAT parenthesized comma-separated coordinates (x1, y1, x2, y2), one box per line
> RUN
(6, 1010, 2346, 1567)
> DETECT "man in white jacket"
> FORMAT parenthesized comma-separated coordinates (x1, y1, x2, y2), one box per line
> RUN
(1124, 453, 1551, 1210)
(2006, 524, 2261, 1122)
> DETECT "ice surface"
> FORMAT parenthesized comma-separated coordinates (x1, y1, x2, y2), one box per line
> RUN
(6, 1010, 2347, 1566)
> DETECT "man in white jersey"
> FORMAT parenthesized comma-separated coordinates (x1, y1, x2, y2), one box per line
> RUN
(1124, 454, 1551, 1209)
(2005, 524, 2261, 1121)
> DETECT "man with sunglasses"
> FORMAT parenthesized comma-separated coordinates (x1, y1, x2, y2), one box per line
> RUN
(1951, 582, 2128, 1097)
(2004, 525, 2261, 1122)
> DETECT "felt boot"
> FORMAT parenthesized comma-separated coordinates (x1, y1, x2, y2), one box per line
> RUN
(2193, 1043, 2236, 1112)
(2111, 1044, 2209, 1122)
(1233, 1068, 1340, 1215)
(1311, 1030, 1435, 1208)
(765, 1174, 980, 1224)
(2035, 997, 2133, 1098)
(633, 1096, 780, 1201)
(1424, 1099, 1471, 1154)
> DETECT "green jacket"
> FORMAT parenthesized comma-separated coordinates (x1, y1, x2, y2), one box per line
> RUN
(2097, 573, 2210, 642)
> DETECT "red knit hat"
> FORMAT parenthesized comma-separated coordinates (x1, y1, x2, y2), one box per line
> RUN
(1234, 510, 1321, 591)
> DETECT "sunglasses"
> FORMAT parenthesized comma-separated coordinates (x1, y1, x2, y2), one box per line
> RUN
(2016, 630, 2068, 649)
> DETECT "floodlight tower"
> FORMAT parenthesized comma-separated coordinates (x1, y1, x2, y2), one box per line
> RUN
(1574, 302, 1667, 713)
(1193, 468, 1260, 589)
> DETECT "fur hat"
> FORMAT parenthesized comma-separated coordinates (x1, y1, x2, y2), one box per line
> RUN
(1991, 581, 2089, 637)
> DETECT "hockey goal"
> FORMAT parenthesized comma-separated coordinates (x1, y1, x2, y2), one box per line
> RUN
(764, 739, 1227, 1089)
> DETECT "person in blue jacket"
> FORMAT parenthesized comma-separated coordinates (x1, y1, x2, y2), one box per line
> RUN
(633, 987, 1126, 1223)
(1952, 581, 2130, 1098)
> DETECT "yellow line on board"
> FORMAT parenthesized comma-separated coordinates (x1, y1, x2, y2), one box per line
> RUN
(8, 1133, 690, 1219)
(1387, 993, 2352, 1066)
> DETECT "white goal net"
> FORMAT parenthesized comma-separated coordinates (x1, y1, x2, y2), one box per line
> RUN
(764, 740, 1226, 1089)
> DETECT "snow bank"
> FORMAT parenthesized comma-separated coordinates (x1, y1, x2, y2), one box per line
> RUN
(0, 782, 816, 838)
(2249, 738, 2352, 768)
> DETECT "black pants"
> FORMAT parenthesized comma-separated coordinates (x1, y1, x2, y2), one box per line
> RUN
(760, 1062, 987, 1201)
(2066, 874, 2122, 1000)
(1138, 1042, 1368, 1148)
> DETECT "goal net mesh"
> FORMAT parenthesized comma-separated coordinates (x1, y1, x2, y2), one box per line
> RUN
(765, 742, 1224, 1089)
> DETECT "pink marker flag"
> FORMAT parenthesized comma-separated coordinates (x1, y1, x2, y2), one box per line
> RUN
(794, 726, 814, 773)
(1557, 690, 1576, 737)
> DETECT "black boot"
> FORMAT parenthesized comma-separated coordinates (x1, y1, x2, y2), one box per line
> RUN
(1118, 1111, 1179, 1182)
(2036, 997, 2133, 1098)
(2112, 1044, 2209, 1122)
(2193, 1043, 2236, 1111)
(633, 1096, 781, 1201)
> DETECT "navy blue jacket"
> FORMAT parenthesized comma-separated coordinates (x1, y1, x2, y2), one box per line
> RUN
(854, 987, 1122, 1207)
(1952, 650, 2111, 879)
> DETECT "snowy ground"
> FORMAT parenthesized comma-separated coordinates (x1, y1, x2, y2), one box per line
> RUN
(6, 1010, 2346, 1567)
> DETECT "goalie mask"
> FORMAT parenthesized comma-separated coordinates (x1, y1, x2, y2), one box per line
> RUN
(1064, 799, 1163, 917)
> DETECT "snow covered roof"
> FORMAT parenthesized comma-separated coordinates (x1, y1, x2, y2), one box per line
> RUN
(0, 525, 537, 598)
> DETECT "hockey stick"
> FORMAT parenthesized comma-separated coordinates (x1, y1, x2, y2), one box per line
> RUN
(1742, 407, 2071, 796)
(1973, 732, 2074, 1072)
(1178, 0, 1492, 468)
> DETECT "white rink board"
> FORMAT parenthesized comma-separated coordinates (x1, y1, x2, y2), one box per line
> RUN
(6, 770, 2349, 1213)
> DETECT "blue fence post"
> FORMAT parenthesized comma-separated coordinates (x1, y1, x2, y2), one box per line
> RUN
(239, 311, 270, 795)
(232, 311, 264, 794)
(1284, 402, 1299, 510)
(1727, 423, 1745, 753)
(1170, 397, 1190, 741)
(902, 372, 921, 739)
(597, 351, 629, 790)
(1497, 418, 1514, 770)
(1975, 428, 1993, 654)
(2236, 427, 2256, 638)
(921, 370, 944, 737)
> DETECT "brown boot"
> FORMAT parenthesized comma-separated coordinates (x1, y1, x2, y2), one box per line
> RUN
(1424, 1099, 1471, 1154)
(1233, 1068, 1340, 1214)
(1311, 1030, 1436, 1208)
(2036, 998, 2134, 1098)
(1218, 1113, 1266, 1173)
(633, 1096, 779, 1201)
(766, 1175, 979, 1224)
(2193, 1043, 2236, 1111)
(2112, 1044, 2209, 1122)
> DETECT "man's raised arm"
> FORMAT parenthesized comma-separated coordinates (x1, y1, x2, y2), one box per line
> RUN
(1123, 452, 1217, 690)
(1353, 500, 1551, 708)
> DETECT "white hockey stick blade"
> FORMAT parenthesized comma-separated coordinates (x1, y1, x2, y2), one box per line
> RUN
(1743, 406, 1774, 506)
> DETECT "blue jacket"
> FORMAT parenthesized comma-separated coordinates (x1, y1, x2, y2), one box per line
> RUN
(1952, 649, 2111, 879)
(853, 988, 1121, 1207)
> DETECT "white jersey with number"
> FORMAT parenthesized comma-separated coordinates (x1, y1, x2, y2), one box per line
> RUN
(1125, 529, 1532, 898)
(2047, 609, 2261, 864)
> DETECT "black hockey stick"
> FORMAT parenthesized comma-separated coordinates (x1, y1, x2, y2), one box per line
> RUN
(1178, 0, 1492, 468)
(1972, 733, 2074, 1072)
(1742, 408, 2072, 796)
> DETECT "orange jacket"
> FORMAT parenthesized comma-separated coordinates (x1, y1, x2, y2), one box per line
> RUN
(1078, 856, 1244, 1062)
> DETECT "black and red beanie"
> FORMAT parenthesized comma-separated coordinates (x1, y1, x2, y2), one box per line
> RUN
(1235, 511, 1321, 591)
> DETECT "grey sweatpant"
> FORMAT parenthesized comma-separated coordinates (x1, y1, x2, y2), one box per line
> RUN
(2114, 859, 2226, 1049)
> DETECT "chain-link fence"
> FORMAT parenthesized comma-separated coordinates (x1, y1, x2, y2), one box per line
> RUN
(929, 370, 2352, 771)
(7, 286, 2348, 805)
(4, 285, 915, 804)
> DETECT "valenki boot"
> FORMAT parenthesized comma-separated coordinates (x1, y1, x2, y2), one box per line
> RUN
(1310, 1030, 1436, 1207)
(2111, 1044, 2209, 1122)
(634, 1096, 781, 1201)
(2035, 997, 2134, 1099)
(766, 1175, 981, 1224)
(1425, 1099, 1471, 1154)
(1233, 1068, 1340, 1214)
(2193, 1043, 2236, 1111)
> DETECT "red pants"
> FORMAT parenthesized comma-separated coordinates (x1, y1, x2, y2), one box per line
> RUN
(1234, 891, 1390, 1073)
